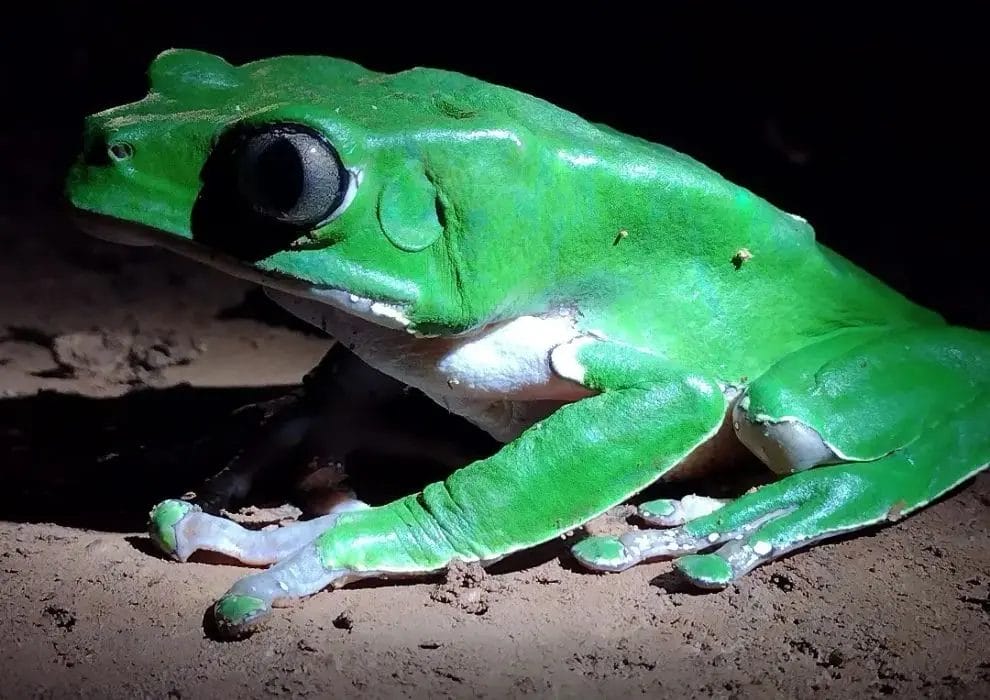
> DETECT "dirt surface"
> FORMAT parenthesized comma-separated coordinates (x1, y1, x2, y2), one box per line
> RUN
(1, 212, 989, 699)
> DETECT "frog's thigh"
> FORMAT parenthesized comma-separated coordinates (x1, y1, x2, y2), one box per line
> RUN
(574, 326, 990, 585)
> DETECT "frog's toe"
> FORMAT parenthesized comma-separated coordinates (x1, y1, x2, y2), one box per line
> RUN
(571, 536, 637, 572)
(672, 537, 790, 588)
(213, 594, 272, 640)
(674, 553, 735, 588)
(149, 498, 201, 560)
(638, 495, 729, 527)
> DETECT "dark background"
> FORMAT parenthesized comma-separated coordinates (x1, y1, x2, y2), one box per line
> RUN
(0, 10, 988, 696)
(2, 6, 987, 327)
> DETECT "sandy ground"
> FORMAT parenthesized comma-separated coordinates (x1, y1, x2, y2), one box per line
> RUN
(1, 210, 989, 699)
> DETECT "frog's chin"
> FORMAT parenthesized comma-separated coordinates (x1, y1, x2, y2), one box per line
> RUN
(70, 209, 418, 334)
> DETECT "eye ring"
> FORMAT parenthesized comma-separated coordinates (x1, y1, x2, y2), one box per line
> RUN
(215, 122, 351, 231)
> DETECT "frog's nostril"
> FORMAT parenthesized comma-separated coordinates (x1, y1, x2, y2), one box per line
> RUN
(81, 122, 134, 166)
(107, 141, 134, 161)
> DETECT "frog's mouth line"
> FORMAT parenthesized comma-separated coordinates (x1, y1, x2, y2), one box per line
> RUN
(70, 209, 418, 334)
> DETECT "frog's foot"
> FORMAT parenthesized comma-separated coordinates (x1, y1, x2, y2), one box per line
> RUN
(148, 496, 369, 565)
(570, 494, 731, 571)
(571, 494, 783, 576)
(576, 419, 990, 586)
(577, 460, 890, 582)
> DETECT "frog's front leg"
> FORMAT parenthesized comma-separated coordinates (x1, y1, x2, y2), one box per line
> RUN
(209, 339, 727, 638)
(149, 342, 486, 563)
(574, 326, 990, 587)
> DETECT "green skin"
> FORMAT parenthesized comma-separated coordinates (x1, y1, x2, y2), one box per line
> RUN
(65, 49, 990, 639)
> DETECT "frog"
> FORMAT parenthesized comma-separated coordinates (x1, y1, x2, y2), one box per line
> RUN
(64, 49, 990, 640)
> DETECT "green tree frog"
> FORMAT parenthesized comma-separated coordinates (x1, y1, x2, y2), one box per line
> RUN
(65, 49, 990, 639)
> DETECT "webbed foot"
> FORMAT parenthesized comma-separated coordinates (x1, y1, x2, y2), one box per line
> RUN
(574, 444, 987, 588)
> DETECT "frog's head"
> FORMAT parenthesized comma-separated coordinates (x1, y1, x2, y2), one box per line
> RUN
(67, 49, 590, 337)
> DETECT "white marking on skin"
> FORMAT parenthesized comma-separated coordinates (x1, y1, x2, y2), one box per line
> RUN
(273, 287, 413, 331)
(435, 316, 590, 397)
(679, 495, 727, 521)
(707, 532, 720, 543)
(685, 375, 714, 396)
(101, 107, 218, 126)
(752, 540, 773, 556)
(370, 301, 412, 326)
(557, 151, 598, 167)
(733, 404, 843, 473)
(788, 212, 808, 223)
(549, 336, 600, 387)
(263, 297, 592, 441)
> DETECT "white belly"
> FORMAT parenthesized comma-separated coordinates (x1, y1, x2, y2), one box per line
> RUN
(265, 290, 594, 441)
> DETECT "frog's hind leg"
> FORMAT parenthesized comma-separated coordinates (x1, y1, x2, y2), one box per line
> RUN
(573, 325, 990, 586)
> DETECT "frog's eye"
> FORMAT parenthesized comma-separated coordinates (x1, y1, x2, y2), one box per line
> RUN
(232, 124, 350, 229)
(194, 122, 355, 260)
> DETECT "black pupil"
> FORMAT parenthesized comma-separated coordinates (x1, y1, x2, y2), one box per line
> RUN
(254, 137, 305, 213)
(231, 126, 346, 228)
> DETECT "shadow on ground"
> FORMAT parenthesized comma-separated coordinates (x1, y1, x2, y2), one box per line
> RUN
(0, 384, 502, 532)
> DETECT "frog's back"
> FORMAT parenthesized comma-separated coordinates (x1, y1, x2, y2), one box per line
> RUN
(548, 123, 949, 379)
